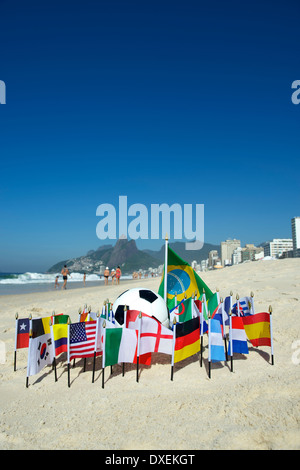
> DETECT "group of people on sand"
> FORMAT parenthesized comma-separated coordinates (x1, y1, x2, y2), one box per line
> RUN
(103, 266, 121, 286)
(55, 265, 122, 289)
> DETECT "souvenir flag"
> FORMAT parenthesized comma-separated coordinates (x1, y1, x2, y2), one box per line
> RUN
(228, 316, 249, 355)
(169, 298, 183, 326)
(224, 295, 232, 315)
(79, 310, 89, 322)
(212, 302, 229, 333)
(51, 322, 69, 357)
(68, 321, 97, 361)
(15, 318, 30, 349)
(158, 245, 213, 307)
(95, 316, 116, 353)
(52, 314, 69, 325)
(173, 317, 200, 363)
(27, 333, 54, 376)
(31, 317, 51, 338)
(232, 297, 252, 316)
(209, 318, 225, 362)
(198, 297, 208, 335)
(103, 327, 138, 367)
(127, 310, 173, 356)
(170, 297, 200, 324)
(242, 312, 271, 347)
(207, 292, 219, 317)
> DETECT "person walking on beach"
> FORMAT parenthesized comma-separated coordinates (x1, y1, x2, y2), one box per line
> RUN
(104, 267, 109, 286)
(111, 268, 116, 285)
(61, 265, 70, 290)
(55, 275, 59, 289)
(116, 266, 121, 285)
(83, 272, 86, 287)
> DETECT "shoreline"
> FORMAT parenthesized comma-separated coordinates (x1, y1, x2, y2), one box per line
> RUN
(0, 276, 156, 297)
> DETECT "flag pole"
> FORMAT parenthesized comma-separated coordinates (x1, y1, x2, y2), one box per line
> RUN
(136, 312, 142, 383)
(208, 313, 211, 379)
(220, 297, 228, 361)
(122, 305, 128, 377)
(250, 291, 255, 315)
(236, 294, 240, 316)
(102, 320, 106, 389)
(50, 318, 57, 382)
(26, 328, 33, 388)
(269, 305, 274, 365)
(229, 309, 233, 372)
(92, 311, 100, 383)
(171, 317, 176, 381)
(67, 317, 71, 388)
(164, 233, 169, 304)
(14, 312, 18, 372)
(200, 298, 204, 367)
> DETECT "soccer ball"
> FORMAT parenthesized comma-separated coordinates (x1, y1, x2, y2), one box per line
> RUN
(112, 288, 169, 328)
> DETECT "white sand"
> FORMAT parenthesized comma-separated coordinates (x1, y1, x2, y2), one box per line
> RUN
(0, 258, 299, 450)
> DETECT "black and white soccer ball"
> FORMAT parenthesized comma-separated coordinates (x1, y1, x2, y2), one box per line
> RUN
(112, 288, 169, 328)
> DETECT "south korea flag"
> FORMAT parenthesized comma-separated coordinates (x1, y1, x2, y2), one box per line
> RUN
(27, 333, 54, 376)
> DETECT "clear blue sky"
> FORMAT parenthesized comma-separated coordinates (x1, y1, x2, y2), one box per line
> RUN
(0, 0, 299, 272)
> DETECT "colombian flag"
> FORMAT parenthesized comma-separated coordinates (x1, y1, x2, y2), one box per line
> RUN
(158, 246, 213, 307)
(174, 317, 200, 363)
(242, 312, 271, 347)
(51, 315, 69, 356)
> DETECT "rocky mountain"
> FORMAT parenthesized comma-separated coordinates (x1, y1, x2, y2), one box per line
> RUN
(47, 239, 162, 274)
(47, 239, 220, 275)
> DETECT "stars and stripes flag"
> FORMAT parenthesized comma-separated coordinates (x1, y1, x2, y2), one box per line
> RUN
(68, 321, 97, 361)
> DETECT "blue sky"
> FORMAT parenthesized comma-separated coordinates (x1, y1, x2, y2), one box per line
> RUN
(0, 0, 299, 272)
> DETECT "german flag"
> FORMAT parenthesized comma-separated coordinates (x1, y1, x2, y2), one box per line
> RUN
(242, 312, 271, 347)
(174, 317, 200, 363)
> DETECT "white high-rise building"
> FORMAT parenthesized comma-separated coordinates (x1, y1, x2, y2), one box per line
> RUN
(292, 217, 300, 257)
(262, 239, 293, 258)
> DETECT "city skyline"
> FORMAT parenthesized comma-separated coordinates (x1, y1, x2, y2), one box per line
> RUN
(1, 1, 299, 272)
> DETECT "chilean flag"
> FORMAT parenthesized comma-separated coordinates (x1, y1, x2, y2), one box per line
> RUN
(228, 316, 249, 355)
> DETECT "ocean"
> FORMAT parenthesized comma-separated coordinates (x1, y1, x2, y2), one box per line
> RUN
(0, 272, 132, 296)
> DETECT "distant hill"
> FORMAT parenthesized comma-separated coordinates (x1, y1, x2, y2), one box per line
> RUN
(47, 239, 162, 274)
(47, 239, 220, 275)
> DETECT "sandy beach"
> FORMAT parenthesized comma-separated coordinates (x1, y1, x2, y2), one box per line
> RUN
(0, 258, 299, 450)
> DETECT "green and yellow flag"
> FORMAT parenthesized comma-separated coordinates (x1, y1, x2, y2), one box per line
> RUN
(158, 246, 214, 308)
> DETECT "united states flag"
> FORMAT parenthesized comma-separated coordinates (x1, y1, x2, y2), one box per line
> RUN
(69, 321, 97, 360)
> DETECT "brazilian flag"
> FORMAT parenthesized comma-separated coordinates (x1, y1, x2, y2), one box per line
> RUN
(158, 246, 215, 309)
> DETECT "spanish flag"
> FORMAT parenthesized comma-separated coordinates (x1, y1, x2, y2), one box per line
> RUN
(158, 246, 213, 307)
(242, 312, 271, 347)
(174, 317, 200, 363)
